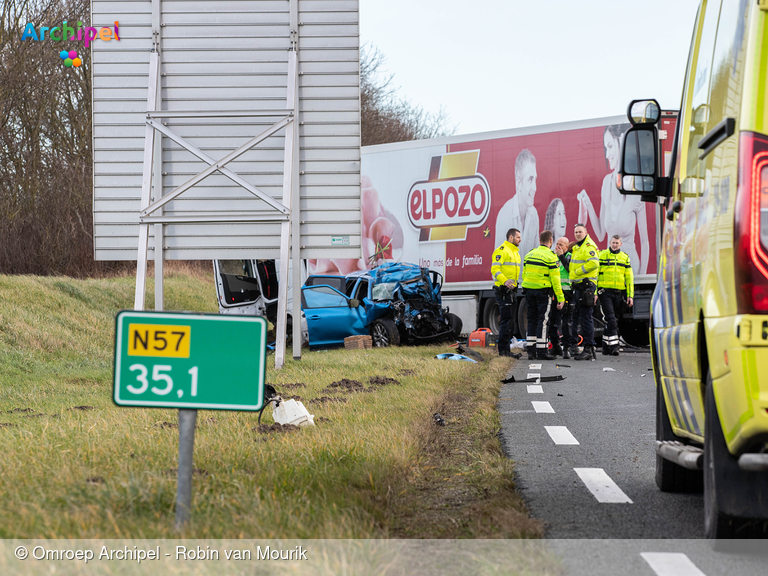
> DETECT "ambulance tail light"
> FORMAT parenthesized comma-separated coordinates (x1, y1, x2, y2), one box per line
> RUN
(734, 131, 768, 313)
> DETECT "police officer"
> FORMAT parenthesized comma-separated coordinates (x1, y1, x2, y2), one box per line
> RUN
(548, 236, 574, 358)
(522, 230, 564, 360)
(569, 223, 600, 361)
(491, 228, 521, 357)
(598, 234, 634, 355)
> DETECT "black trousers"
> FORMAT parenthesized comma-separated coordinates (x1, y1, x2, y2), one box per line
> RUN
(526, 288, 553, 352)
(494, 287, 515, 355)
(571, 281, 595, 348)
(548, 290, 574, 348)
(599, 289, 624, 352)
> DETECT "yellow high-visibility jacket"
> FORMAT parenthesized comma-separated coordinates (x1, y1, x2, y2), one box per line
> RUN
(598, 249, 634, 298)
(522, 245, 565, 302)
(490, 241, 521, 288)
(570, 235, 600, 284)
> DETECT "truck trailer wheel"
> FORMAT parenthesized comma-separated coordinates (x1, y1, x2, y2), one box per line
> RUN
(655, 372, 703, 493)
(703, 375, 768, 539)
(370, 318, 400, 348)
(516, 297, 527, 338)
(482, 299, 500, 334)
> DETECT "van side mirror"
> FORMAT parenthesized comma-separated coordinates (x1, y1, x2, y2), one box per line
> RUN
(617, 99, 668, 199)
(618, 127, 658, 194)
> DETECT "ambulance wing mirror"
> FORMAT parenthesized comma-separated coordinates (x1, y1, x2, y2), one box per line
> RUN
(617, 127, 658, 194)
(627, 99, 660, 126)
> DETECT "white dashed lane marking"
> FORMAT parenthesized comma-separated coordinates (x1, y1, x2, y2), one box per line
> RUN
(640, 553, 707, 576)
(529, 363, 542, 370)
(574, 468, 633, 503)
(532, 401, 554, 413)
(544, 426, 579, 445)
(527, 385, 543, 394)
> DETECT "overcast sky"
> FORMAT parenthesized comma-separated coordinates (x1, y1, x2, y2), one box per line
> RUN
(359, 0, 701, 136)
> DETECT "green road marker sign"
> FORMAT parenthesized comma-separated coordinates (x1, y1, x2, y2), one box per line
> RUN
(114, 311, 267, 411)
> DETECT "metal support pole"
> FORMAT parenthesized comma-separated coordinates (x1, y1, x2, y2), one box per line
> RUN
(275, 0, 300, 369)
(289, 0, 302, 360)
(175, 409, 197, 529)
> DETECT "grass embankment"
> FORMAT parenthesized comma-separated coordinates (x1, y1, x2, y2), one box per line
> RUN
(0, 268, 541, 539)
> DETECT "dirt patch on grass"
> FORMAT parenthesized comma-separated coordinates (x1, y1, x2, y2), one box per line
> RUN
(369, 376, 400, 387)
(6, 408, 34, 413)
(398, 369, 417, 376)
(276, 383, 307, 390)
(322, 378, 366, 394)
(388, 359, 543, 539)
(0, 423, 16, 428)
(253, 423, 301, 435)
(308, 396, 347, 405)
(68, 406, 94, 411)
(168, 468, 208, 477)
(156, 421, 178, 429)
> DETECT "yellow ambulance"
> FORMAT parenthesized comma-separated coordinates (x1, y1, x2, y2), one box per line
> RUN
(617, 0, 768, 538)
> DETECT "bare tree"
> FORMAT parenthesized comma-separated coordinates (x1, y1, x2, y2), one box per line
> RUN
(361, 44, 455, 146)
(0, 0, 113, 276)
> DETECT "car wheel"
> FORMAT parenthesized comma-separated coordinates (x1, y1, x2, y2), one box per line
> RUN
(445, 312, 462, 339)
(655, 367, 703, 493)
(370, 318, 400, 347)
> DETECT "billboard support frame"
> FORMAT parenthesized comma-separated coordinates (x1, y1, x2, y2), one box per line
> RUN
(132, 0, 303, 369)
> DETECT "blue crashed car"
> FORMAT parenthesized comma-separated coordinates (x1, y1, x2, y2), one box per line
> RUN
(301, 263, 462, 349)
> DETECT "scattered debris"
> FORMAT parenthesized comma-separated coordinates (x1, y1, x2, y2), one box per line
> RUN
(253, 423, 300, 435)
(602, 367, 616, 372)
(641, 374, 647, 377)
(435, 353, 477, 363)
(510, 352, 523, 359)
(455, 345, 484, 362)
(501, 375, 565, 384)
(369, 376, 401, 387)
(556, 364, 571, 368)
(433, 412, 446, 426)
(68, 406, 95, 411)
(86, 476, 105, 485)
(272, 399, 314, 426)
(308, 396, 347, 405)
(557, 393, 563, 397)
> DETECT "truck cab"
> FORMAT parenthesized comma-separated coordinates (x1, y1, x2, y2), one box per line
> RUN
(617, 0, 768, 538)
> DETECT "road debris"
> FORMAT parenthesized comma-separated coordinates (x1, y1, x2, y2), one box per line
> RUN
(435, 353, 477, 363)
(602, 367, 616, 372)
(501, 375, 565, 384)
(433, 412, 446, 426)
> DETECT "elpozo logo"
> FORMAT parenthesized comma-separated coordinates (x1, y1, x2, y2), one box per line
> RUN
(21, 20, 120, 68)
(406, 150, 491, 242)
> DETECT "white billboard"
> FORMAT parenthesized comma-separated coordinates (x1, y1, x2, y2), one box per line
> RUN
(91, 0, 361, 261)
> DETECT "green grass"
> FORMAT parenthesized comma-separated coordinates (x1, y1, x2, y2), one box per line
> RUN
(0, 269, 543, 543)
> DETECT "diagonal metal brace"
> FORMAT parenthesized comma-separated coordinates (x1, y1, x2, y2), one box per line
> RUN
(145, 118, 289, 215)
(141, 115, 293, 218)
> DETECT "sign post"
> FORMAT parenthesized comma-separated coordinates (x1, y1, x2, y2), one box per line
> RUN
(113, 311, 267, 528)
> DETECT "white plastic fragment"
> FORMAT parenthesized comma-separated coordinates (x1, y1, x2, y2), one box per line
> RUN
(272, 399, 315, 427)
(602, 367, 616, 372)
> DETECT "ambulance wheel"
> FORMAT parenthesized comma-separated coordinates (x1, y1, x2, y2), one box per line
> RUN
(655, 370, 703, 493)
(370, 318, 400, 348)
(445, 312, 462, 339)
(703, 375, 768, 539)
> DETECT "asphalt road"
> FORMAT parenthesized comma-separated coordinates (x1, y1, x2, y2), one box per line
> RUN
(498, 351, 768, 575)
